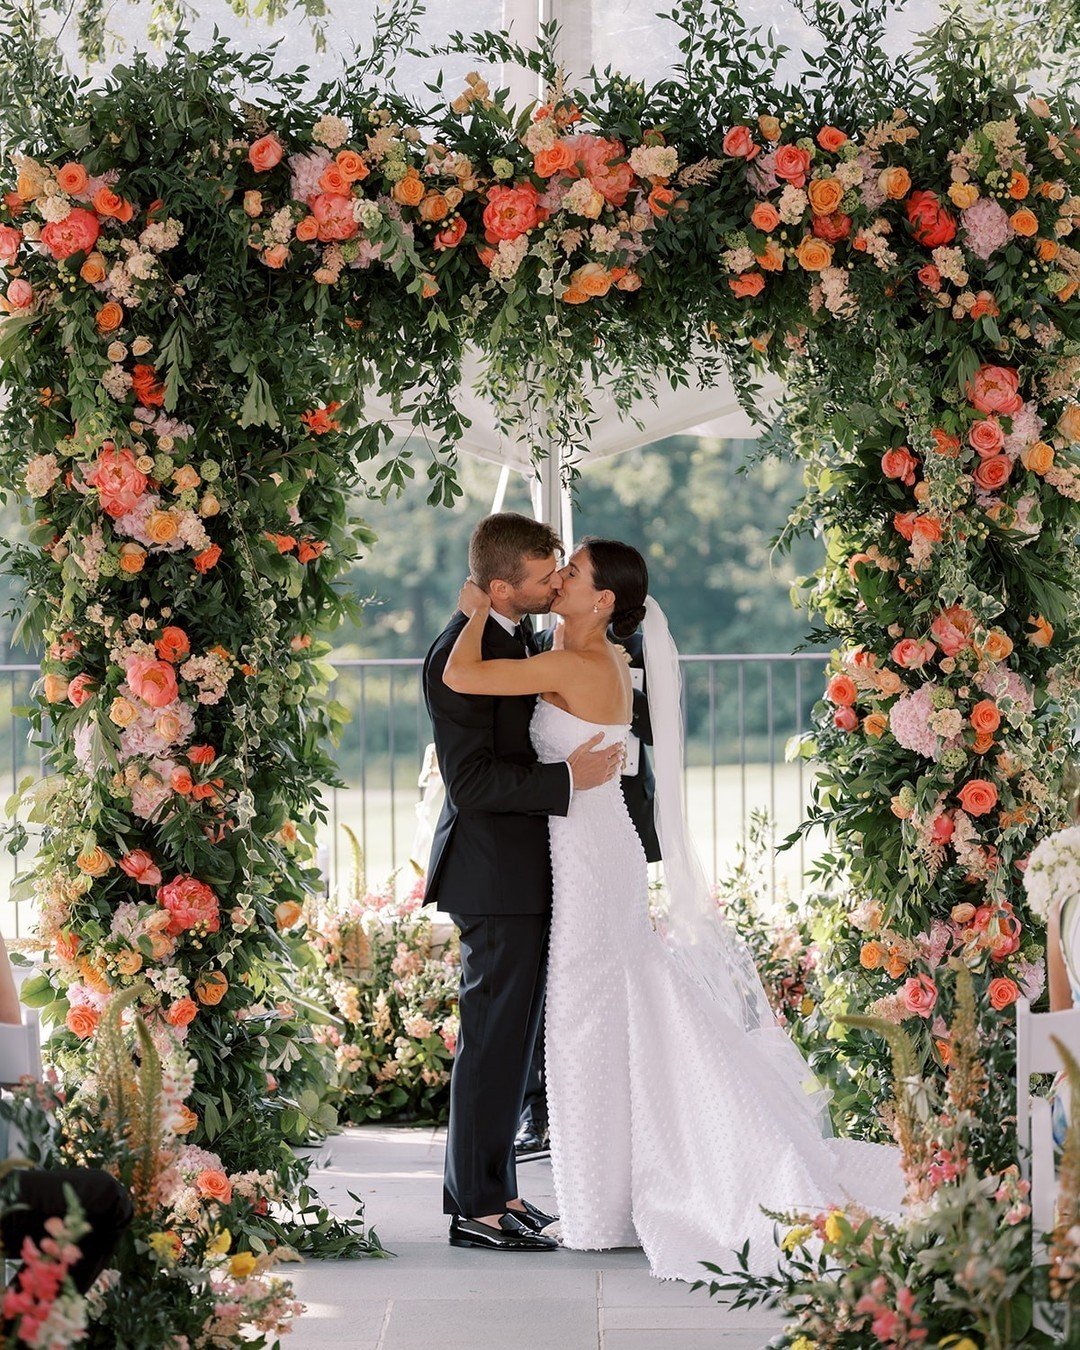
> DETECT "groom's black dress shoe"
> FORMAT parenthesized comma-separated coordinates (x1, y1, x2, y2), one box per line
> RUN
(512, 1198, 558, 1234)
(448, 1213, 558, 1251)
(514, 1122, 550, 1162)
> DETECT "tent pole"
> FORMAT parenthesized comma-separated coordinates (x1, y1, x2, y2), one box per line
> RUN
(491, 463, 512, 514)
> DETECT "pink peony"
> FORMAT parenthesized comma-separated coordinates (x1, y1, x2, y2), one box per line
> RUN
(40, 207, 100, 260)
(126, 656, 178, 708)
(310, 192, 358, 242)
(967, 364, 1023, 416)
(158, 875, 221, 936)
(85, 446, 148, 519)
(482, 183, 544, 244)
(930, 605, 976, 657)
(564, 134, 636, 205)
(901, 973, 938, 1017)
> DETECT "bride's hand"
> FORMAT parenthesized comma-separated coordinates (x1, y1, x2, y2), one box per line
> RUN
(457, 579, 491, 619)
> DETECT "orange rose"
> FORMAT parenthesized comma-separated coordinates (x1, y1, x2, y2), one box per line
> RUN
(335, 150, 368, 183)
(1037, 238, 1059, 262)
(194, 544, 222, 574)
(816, 126, 848, 152)
(93, 187, 132, 220)
(572, 262, 613, 297)
(1059, 280, 1079, 303)
(43, 673, 70, 704)
(956, 778, 998, 817)
(66, 1006, 100, 1039)
(195, 971, 229, 1006)
(560, 285, 589, 305)
(534, 143, 575, 178)
(1010, 208, 1038, 236)
(795, 237, 832, 271)
(1022, 440, 1054, 474)
(419, 193, 449, 223)
(807, 177, 844, 216)
(750, 202, 781, 233)
(825, 674, 857, 706)
(970, 699, 1001, 734)
(295, 216, 319, 242)
(863, 712, 888, 739)
(248, 134, 284, 173)
(988, 976, 1019, 1010)
(166, 997, 198, 1027)
(171, 767, 193, 795)
(1027, 613, 1053, 647)
(1008, 171, 1030, 200)
(730, 272, 765, 298)
(758, 241, 784, 272)
(885, 948, 908, 979)
(197, 1169, 233, 1203)
(318, 163, 348, 195)
(80, 252, 107, 284)
(145, 510, 179, 545)
(981, 628, 1014, 662)
(648, 184, 676, 217)
(119, 543, 146, 575)
(859, 940, 885, 969)
(77, 846, 113, 877)
(1058, 404, 1080, 443)
(96, 301, 124, 334)
(878, 166, 912, 200)
(275, 900, 304, 930)
(392, 172, 425, 208)
(931, 428, 961, 458)
(262, 244, 289, 269)
(972, 729, 996, 754)
(56, 162, 89, 195)
(78, 958, 111, 995)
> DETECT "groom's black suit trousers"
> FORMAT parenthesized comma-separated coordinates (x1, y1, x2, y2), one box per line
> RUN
(443, 912, 548, 1216)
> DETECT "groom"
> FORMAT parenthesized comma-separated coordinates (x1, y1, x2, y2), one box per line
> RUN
(424, 512, 623, 1251)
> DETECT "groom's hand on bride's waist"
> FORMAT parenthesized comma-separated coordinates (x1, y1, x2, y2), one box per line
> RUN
(568, 733, 623, 791)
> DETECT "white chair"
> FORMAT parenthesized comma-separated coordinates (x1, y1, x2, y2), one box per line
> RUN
(1016, 997, 1080, 1258)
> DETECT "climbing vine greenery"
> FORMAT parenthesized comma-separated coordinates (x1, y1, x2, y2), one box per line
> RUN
(0, 0, 1079, 1340)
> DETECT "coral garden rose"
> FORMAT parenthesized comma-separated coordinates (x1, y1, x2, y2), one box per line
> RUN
(194, 544, 222, 573)
(988, 976, 1020, 1010)
(901, 973, 938, 1017)
(166, 997, 198, 1028)
(158, 875, 221, 936)
(906, 190, 956, 246)
(811, 211, 852, 242)
(434, 216, 467, 251)
(973, 454, 1012, 491)
(534, 142, 575, 177)
(891, 637, 935, 669)
(93, 188, 134, 222)
(825, 673, 857, 706)
(131, 363, 166, 407)
(730, 272, 765, 298)
(146, 510, 180, 545)
(966, 364, 1022, 415)
(120, 850, 163, 886)
(482, 183, 543, 244)
(188, 744, 217, 765)
(126, 655, 178, 708)
(723, 126, 759, 159)
(86, 446, 148, 519)
(773, 143, 812, 187)
(807, 177, 844, 215)
(968, 418, 1004, 456)
(970, 700, 1001, 734)
(956, 778, 998, 816)
(66, 1006, 100, 1039)
(248, 134, 284, 172)
(833, 706, 858, 732)
(156, 626, 191, 663)
(750, 202, 781, 232)
(881, 447, 918, 485)
(295, 216, 319, 242)
(197, 1169, 233, 1204)
(816, 126, 848, 152)
(311, 192, 358, 242)
(40, 207, 100, 260)
(195, 971, 229, 1006)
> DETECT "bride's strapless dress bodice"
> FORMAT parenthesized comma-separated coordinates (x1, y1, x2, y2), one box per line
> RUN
(528, 697, 902, 1282)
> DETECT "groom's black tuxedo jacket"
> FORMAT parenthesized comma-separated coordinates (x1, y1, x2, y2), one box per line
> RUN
(422, 612, 572, 916)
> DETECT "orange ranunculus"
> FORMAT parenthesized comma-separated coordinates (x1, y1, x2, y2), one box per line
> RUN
(1010, 208, 1038, 236)
(295, 216, 319, 242)
(878, 166, 912, 200)
(57, 162, 89, 195)
(275, 900, 304, 930)
(750, 201, 781, 233)
(859, 940, 885, 969)
(956, 778, 998, 817)
(197, 1169, 233, 1203)
(807, 177, 844, 216)
(194, 544, 222, 573)
(1008, 170, 1030, 199)
(970, 699, 1001, 734)
(730, 272, 765, 298)
(146, 510, 179, 546)
(195, 971, 229, 1006)
(119, 543, 146, 575)
(66, 1006, 100, 1039)
(248, 134, 284, 172)
(392, 172, 425, 208)
(115, 949, 143, 977)
(1027, 613, 1053, 647)
(816, 126, 848, 152)
(1037, 237, 1059, 262)
(1022, 440, 1054, 474)
(166, 997, 198, 1027)
(648, 184, 676, 217)
(795, 237, 832, 271)
(80, 252, 107, 284)
(534, 142, 575, 178)
(418, 193, 449, 223)
(335, 149, 368, 183)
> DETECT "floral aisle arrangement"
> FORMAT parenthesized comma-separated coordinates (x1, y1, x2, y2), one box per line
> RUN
(0, 0, 1076, 1332)
(303, 839, 459, 1124)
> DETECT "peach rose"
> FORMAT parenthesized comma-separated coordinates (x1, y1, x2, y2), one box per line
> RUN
(534, 143, 575, 178)
(757, 240, 785, 271)
(195, 971, 229, 1006)
(973, 455, 1012, 491)
(901, 973, 938, 1017)
(1022, 440, 1054, 474)
(1037, 238, 1059, 263)
(172, 465, 200, 491)
(970, 699, 1001, 734)
(877, 670, 905, 698)
(863, 712, 888, 739)
(196, 1169, 233, 1204)
(968, 418, 1004, 456)
(40, 207, 100, 260)
(418, 193, 449, 223)
(275, 899, 304, 930)
(119, 543, 146, 575)
(826, 673, 857, 706)
(722, 126, 759, 160)
(394, 173, 426, 209)
(295, 215, 319, 243)
(891, 637, 935, 669)
(878, 166, 912, 200)
(1027, 614, 1053, 647)
(56, 162, 89, 194)
(95, 301, 124, 334)
(988, 976, 1019, 1010)
(859, 940, 885, 969)
(66, 1006, 100, 1039)
(262, 243, 290, 269)
(126, 655, 179, 708)
(758, 115, 781, 142)
(795, 237, 832, 271)
(956, 778, 998, 816)
(730, 272, 765, 298)
(120, 850, 162, 886)
(166, 997, 198, 1028)
(966, 364, 1022, 415)
(1010, 208, 1038, 236)
(77, 846, 113, 877)
(1008, 171, 1029, 199)
(80, 252, 106, 284)
(774, 144, 812, 187)
(145, 510, 179, 546)
(948, 182, 980, 209)
(248, 135, 284, 172)
(335, 150, 368, 183)
(155, 710, 183, 743)
(816, 126, 848, 152)
(1058, 404, 1080, 443)
(981, 628, 1014, 662)
(881, 447, 918, 485)
(108, 696, 138, 728)
(807, 177, 844, 216)
(115, 949, 143, 977)
(43, 673, 70, 704)
(571, 262, 613, 297)
(54, 932, 80, 964)
(750, 202, 781, 232)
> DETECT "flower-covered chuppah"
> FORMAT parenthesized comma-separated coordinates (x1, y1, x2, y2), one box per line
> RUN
(0, 0, 1079, 1340)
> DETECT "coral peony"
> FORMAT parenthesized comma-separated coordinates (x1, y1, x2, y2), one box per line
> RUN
(158, 875, 221, 936)
(126, 656, 178, 708)
(966, 364, 1022, 416)
(40, 207, 100, 260)
(119, 850, 162, 886)
(482, 183, 543, 244)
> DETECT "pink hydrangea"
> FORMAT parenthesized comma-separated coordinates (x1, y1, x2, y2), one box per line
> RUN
(1002, 401, 1045, 458)
(977, 665, 1034, 716)
(961, 197, 1011, 261)
(888, 685, 942, 759)
(288, 149, 332, 205)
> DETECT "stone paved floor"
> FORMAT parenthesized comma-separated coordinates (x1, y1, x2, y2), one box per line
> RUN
(287, 1126, 783, 1350)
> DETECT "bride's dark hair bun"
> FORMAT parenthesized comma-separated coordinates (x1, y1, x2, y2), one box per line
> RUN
(579, 537, 649, 639)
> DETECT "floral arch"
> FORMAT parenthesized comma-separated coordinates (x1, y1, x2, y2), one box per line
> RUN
(1, 0, 1079, 1340)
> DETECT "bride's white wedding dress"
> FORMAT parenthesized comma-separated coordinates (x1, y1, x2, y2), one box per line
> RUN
(530, 696, 903, 1281)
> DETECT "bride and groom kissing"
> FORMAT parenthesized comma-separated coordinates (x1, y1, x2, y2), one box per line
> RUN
(422, 512, 901, 1281)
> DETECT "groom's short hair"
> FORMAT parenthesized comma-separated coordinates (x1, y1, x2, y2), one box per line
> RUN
(469, 513, 563, 590)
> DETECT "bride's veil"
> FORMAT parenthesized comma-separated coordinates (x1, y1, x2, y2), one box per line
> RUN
(640, 596, 834, 1136)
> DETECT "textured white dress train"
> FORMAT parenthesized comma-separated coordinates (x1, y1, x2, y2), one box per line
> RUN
(531, 698, 903, 1282)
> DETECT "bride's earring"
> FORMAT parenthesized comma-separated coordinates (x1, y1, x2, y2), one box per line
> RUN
(592, 605, 599, 613)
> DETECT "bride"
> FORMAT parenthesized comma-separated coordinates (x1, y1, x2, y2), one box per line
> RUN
(443, 537, 901, 1280)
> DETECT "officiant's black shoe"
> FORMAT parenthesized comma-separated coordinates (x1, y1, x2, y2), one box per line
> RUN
(512, 1198, 559, 1234)
(448, 1213, 558, 1251)
(514, 1121, 550, 1162)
